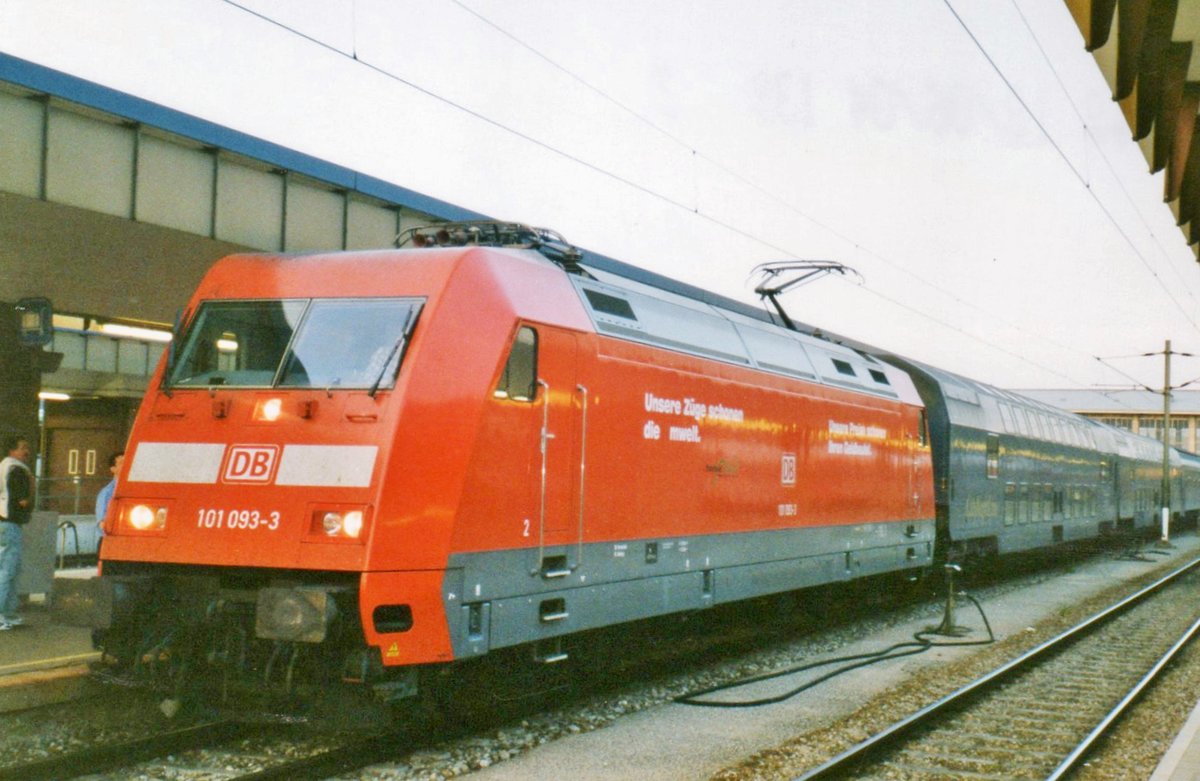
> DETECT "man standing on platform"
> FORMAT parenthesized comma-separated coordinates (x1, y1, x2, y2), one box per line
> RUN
(0, 435, 32, 630)
(94, 451, 123, 555)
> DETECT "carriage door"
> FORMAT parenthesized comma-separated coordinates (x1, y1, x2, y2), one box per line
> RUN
(1112, 459, 1123, 523)
(529, 325, 583, 578)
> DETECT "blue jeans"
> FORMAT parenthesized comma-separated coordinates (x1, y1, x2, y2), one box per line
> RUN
(0, 522, 22, 618)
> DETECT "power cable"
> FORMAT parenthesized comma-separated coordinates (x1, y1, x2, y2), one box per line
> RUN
(843, 278, 1090, 386)
(1094, 356, 1158, 393)
(676, 594, 995, 708)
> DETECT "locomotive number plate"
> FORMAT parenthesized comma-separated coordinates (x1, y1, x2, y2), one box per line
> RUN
(196, 508, 281, 531)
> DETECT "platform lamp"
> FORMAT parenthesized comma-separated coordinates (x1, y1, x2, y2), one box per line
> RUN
(15, 297, 52, 347)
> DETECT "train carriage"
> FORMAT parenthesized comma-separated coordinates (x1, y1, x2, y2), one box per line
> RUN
(1094, 421, 1168, 532)
(878, 359, 1162, 557)
(1174, 448, 1200, 521)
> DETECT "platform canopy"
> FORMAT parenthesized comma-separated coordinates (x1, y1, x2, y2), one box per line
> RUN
(1066, 0, 1200, 258)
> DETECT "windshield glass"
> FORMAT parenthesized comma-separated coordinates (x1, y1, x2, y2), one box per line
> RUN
(168, 298, 421, 389)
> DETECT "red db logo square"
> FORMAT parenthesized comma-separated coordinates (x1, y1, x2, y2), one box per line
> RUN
(222, 445, 279, 484)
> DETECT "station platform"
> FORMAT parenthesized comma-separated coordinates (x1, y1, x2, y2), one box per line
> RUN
(1153, 700, 1200, 780)
(0, 566, 101, 712)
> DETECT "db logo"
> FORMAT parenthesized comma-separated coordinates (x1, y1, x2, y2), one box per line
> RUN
(222, 445, 279, 484)
(781, 453, 797, 486)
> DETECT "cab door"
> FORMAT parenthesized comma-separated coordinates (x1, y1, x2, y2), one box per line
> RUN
(488, 323, 584, 577)
(529, 326, 583, 575)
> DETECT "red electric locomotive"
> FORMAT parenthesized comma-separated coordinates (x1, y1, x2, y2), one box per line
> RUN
(59, 223, 935, 706)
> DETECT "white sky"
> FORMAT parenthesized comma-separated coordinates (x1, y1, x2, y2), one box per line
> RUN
(4, 0, 1200, 392)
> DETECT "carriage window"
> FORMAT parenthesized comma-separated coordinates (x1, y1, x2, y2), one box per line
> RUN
(986, 433, 1000, 479)
(495, 327, 538, 402)
(832, 359, 856, 377)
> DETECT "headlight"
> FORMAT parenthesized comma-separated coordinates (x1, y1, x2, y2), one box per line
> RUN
(128, 503, 168, 531)
(343, 510, 364, 538)
(254, 397, 283, 421)
(309, 506, 368, 542)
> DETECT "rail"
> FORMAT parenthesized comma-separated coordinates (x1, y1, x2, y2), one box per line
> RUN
(793, 554, 1200, 780)
(6, 720, 250, 781)
(1047, 612, 1200, 780)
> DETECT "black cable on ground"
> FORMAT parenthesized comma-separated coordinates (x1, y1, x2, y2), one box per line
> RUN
(674, 593, 995, 708)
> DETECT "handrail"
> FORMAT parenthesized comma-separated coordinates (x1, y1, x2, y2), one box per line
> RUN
(532, 379, 554, 575)
(56, 521, 79, 569)
(35, 475, 108, 513)
(574, 384, 588, 571)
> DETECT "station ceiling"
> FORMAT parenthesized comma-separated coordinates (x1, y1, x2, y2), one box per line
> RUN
(1065, 0, 1200, 258)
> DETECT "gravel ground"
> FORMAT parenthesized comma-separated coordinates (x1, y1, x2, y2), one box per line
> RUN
(0, 690, 177, 769)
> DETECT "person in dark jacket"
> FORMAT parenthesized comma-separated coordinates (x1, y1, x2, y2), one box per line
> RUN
(0, 435, 33, 629)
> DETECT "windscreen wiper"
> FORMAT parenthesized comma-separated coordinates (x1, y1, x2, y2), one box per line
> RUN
(368, 337, 405, 398)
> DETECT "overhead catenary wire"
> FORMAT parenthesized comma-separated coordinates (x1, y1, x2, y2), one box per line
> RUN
(445, 0, 1128, 382)
(840, 279, 1086, 386)
(218, 0, 793, 257)
(944, 0, 1200, 339)
(1094, 356, 1159, 394)
(1007, 0, 1200, 310)
(445, 0, 1196, 391)
(220, 0, 1178, 389)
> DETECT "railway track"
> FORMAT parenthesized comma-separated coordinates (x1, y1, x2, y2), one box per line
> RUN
(3, 719, 251, 780)
(0, 718, 425, 781)
(794, 554, 1200, 780)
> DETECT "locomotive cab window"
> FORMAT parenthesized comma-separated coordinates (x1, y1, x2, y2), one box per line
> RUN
(278, 299, 421, 390)
(167, 298, 422, 390)
(169, 299, 306, 387)
(494, 326, 538, 402)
